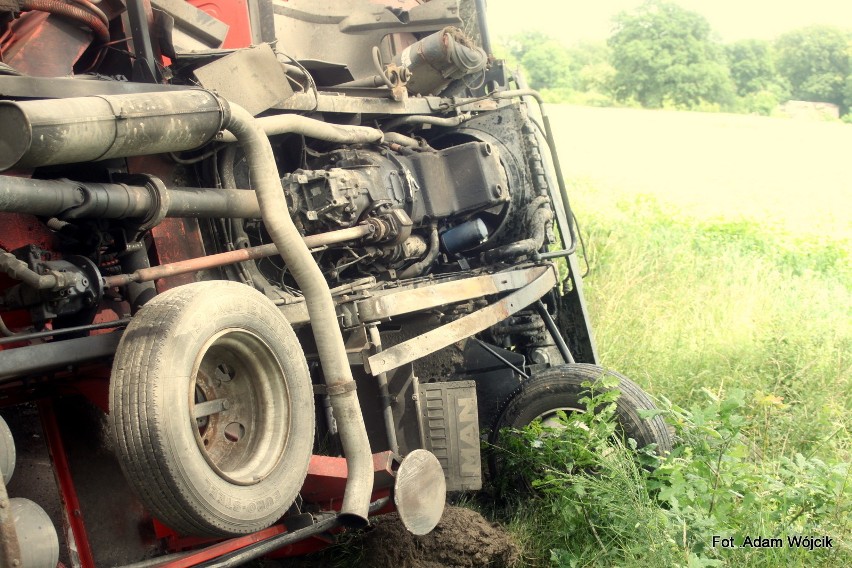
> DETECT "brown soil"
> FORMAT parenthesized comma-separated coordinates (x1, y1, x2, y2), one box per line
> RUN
(358, 506, 519, 568)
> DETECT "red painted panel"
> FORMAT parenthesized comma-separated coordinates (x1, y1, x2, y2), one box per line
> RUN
(188, 0, 253, 48)
(39, 400, 98, 568)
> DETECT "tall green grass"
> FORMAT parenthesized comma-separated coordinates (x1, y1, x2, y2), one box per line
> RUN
(497, 181, 851, 567)
(582, 188, 850, 458)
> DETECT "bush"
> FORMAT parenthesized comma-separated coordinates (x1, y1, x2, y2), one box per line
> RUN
(738, 90, 782, 115)
(495, 389, 851, 567)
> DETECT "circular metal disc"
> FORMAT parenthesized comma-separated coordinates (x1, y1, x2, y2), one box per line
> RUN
(394, 449, 446, 535)
(0, 414, 14, 485)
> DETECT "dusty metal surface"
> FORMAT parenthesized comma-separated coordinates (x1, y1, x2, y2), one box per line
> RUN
(357, 265, 547, 322)
(0, 332, 123, 383)
(394, 449, 446, 536)
(274, 90, 445, 114)
(0, 90, 227, 171)
(104, 224, 373, 287)
(0, 176, 262, 221)
(1, 405, 70, 567)
(419, 381, 481, 491)
(0, 76, 194, 99)
(193, 44, 294, 115)
(367, 264, 558, 375)
(152, 0, 229, 52)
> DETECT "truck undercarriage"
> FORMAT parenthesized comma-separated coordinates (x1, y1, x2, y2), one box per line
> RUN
(0, 1, 670, 565)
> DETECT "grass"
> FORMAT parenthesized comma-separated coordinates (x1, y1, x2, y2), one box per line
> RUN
(580, 189, 850, 457)
(493, 112, 851, 566)
(493, 191, 850, 565)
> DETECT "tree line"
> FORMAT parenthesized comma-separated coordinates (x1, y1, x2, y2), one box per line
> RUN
(497, 0, 852, 119)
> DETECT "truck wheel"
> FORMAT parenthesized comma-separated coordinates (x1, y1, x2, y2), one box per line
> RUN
(110, 281, 314, 537)
(489, 364, 672, 480)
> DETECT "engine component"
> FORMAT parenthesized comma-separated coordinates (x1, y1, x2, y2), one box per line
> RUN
(103, 224, 377, 288)
(226, 104, 374, 528)
(192, 44, 294, 115)
(393, 27, 487, 95)
(1, 247, 102, 326)
(286, 141, 507, 234)
(481, 200, 553, 262)
(417, 380, 481, 491)
(441, 218, 488, 254)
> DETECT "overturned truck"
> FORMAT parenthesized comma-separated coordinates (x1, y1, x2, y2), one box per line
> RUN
(0, 0, 671, 565)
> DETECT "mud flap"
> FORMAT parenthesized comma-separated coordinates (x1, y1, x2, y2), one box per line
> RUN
(417, 381, 482, 491)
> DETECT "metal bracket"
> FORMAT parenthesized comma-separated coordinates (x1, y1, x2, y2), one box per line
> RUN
(366, 263, 557, 376)
(326, 382, 358, 396)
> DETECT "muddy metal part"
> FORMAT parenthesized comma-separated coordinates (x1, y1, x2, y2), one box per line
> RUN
(367, 264, 558, 375)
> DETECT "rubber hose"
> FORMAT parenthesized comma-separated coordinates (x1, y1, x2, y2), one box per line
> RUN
(68, 0, 109, 28)
(219, 115, 383, 145)
(21, 0, 110, 42)
(398, 225, 439, 279)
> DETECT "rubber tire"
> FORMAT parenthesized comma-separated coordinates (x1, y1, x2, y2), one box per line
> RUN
(489, 364, 672, 474)
(110, 281, 315, 537)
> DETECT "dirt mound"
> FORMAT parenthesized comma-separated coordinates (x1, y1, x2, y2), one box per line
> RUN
(360, 506, 519, 568)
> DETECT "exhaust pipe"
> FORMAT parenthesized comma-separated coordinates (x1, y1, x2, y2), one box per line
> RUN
(0, 90, 228, 171)
(225, 104, 373, 526)
(0, 91, 375, 525)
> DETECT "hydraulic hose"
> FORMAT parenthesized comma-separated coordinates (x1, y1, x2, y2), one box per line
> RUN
(482, 205, 552, 263)
(383, 113, 471, 131)
(218, 115, 383, 145)
(398, 224, 439, 279)
(21, 0, 110, 42)
(224, 104, 374, 527)
(68, 0, 109, 28)
(382, 131, 423, 150)
(0, 250, 71, 291)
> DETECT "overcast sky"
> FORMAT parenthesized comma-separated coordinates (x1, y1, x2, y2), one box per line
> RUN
(485, 0, 852, 43)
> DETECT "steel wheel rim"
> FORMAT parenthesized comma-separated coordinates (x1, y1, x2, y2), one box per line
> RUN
(533, 406, 584, 430)
(190, 328, 290, 486)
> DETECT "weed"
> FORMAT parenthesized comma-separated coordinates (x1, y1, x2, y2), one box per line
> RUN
(496, 187, 851, 566)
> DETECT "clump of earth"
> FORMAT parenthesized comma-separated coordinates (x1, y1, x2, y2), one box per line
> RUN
(358, 506, 519, 568)
(275, 506, 519, 568)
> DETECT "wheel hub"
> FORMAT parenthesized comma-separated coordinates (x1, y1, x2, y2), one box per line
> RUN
(190, 328, 291, 486)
